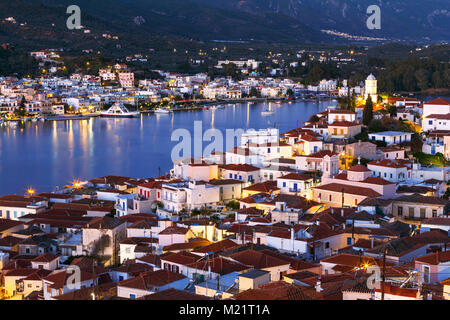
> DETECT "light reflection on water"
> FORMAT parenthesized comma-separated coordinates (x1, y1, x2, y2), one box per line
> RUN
(0, 101, 333, 194)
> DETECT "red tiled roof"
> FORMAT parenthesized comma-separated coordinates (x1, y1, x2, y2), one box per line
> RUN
(118, 270, 186, 290)
(320, 253, 393, 268)
(362, 176, 396, 185)
(229, 249, 290, 269)
(424, 98, 450, 106)
(0, 218, 24, 232)
(368, 159, 408, 169)
(415, 250, 450, 265)
(160, 251, 199, 265)
(243, 181, 279, 193)
(424, 113, 450, 120)
(31, 253, 59, 263)
(279, 173, 313, 181)
(221, 164, 260, 172)
(186, 256, 249, 275)
(162, 239, 211, 252)
(314, 183, 382, 198)
(329, 121, 360, 127)
(139, 288, 210, 300)
(348, 164, 370, 172)
(303, 150, 336, 158)
(159, 226, 190, 235)
(192, 239, 240, 254)
(374, 283, 418, 298)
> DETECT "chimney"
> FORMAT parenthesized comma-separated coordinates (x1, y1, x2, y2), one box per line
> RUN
(290, 228, 294, 240)
(331, 208, 334, 214)
(315, 278, 322, 293)
(316, 220, 320, 226)
(341, 209, 344, 217)
(371, 238, 374, 248)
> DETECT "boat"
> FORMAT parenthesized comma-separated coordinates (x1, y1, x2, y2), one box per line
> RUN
(275, 101, 282, 105)
(31, 114, 43, 122)
(261, 110, 275, 116)
(154, 108, 172, 114)
(100, 102, 139, 118)
(210, 105, 224, 111)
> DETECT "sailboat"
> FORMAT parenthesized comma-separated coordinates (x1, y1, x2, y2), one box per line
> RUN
(154, 108, 172, 114)
(100, 102, 139, 118)
(261, 103, 275, 116)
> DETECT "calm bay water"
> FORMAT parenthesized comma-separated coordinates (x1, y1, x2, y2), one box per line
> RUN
(0, 101, 334, 195)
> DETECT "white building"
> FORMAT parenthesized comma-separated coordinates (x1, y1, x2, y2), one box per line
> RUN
(422, 98, 450, 118)
(241, 128, 279, 145)
(364, 74, 377, 102)
(368, 131, 413, 146)
(422, 114, 450, 132)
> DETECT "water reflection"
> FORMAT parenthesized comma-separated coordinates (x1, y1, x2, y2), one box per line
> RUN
(0, 101, 333, 194)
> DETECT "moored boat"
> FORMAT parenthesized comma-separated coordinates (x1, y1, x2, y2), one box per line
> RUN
(100, 102, 139, 118)
(154, 108, 172, 114)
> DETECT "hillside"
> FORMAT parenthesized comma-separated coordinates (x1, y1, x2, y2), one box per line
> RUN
(1, 0, 327, 45)
(193, 0, 450, 41)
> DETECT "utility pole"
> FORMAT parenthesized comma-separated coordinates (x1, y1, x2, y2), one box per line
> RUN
(381, 245, 387, 301)
(150, 231, 153, 254)
(92, 259, 97, 300)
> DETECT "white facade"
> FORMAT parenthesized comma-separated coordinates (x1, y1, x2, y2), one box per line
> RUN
(368, 132, 413, 146)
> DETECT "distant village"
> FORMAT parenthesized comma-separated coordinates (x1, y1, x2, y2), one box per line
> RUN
(0, 48, 450, 301)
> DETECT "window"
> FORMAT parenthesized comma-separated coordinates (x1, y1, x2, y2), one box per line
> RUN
(229, 173, 232, 178)
(409, 207, 415, 218)
(325, 242, 330, 249)
(129, 294, 136, 299)
(398, 207, 403, 217)
(347, 237, 352, 245)
(423, 266, 430, 283)
(282, 182, 286, 187)
(420, 208, 426, 219)
(432, 209, 437, 217)
(329, 195, 332, 201)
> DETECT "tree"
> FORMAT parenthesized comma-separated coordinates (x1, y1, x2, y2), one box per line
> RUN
(14, 96, 27, 117)
(363, 95, 374, 126)
(387, 104, 397, 117)
(350, 90, 356, 111)
(226, 200, 240, 211)
(286, 88, 294, 97)
(309, 115, 320, 124)
(249, 87, 260, 98)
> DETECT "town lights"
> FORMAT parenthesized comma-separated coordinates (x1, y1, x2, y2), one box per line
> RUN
(26, 188, 35, 196)
(72, 180, 82, 189)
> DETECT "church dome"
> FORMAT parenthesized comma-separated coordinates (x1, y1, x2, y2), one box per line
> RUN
(367, 74, 376, 81)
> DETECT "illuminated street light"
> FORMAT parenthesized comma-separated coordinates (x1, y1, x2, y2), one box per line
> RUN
(27, 187, 36, 196)
(72, 180, 82, 189)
